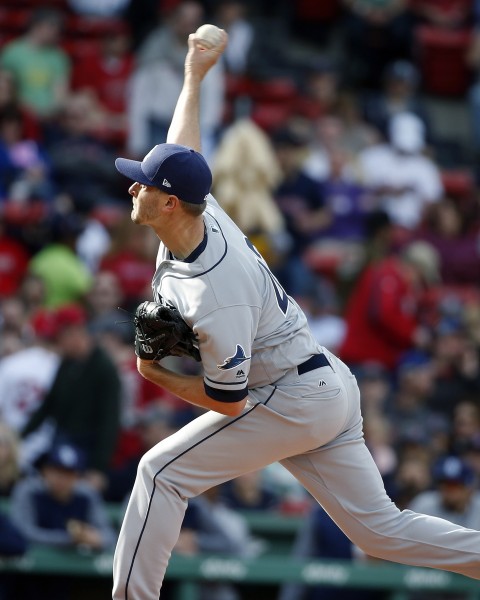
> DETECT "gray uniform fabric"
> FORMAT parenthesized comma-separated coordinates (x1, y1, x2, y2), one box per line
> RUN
(112, 196, 480, 600)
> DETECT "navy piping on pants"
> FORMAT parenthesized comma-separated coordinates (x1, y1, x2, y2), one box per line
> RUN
(124, 387, 278, 600)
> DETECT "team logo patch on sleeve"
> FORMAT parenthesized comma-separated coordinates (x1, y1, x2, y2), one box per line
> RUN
(217, 345, 251, 370)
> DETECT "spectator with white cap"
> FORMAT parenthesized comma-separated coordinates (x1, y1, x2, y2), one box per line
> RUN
(358, 112, 443, 231)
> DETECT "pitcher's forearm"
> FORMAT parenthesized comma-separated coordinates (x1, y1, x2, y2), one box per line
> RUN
(137, 359, 247, 416)
(167, 73, 202, 151)
(166, 31, 227, 152)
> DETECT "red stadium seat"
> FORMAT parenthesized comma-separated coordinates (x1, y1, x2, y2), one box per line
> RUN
(415, 25, 474, 96)
(65, 15, 128, 39)
(249, 78, 298, 105)
(62, 39, 101, 62)
(440, 169, 475, 200)
(0, 8, 30, 35)
(250, 103, 295, 132)
(1, 0, 68, 7)
(294, 0, 341, 22)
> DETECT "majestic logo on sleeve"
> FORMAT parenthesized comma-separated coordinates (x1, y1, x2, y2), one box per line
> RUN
(217, 345, 251, 370)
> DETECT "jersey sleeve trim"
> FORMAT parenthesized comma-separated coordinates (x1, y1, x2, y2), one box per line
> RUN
(205, 375, 247, 386)
(204, 382, 248, 403)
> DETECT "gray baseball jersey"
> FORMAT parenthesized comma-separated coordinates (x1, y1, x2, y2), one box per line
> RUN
(152, 194, 320, 399)
(113, 195, 480, 600)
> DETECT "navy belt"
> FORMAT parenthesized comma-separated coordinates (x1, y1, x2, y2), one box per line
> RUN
(297, 353, 330, 375)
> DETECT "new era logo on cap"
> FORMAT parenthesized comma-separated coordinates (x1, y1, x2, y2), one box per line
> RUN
(115, 143, 212, 205)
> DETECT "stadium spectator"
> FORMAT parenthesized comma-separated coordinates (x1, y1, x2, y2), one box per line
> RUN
(212, 0, 255, 76)
(75, 209, 112, 274)
(177, 485, 261, 600)
(427, 317, 480, 419)
(0, 295, 30, 354)
(339, 241, 440, 371)
(127, 0, 225, 159)
(294, 57, 341, 121)
(86, 270, 126, 333)
(106, 404, 180, 503)
(71, 20, 134, 149)
(88, 284, 187, 495)
(17, 273, 47, 318)
(22, 304, 122, 491)
(43, 91, 122, 211)
(28, 212, 92, 309)
(301, 279, 347, 354)
(11, 441, 115, 548)
(10, 441, 115, 600)
(271, 125, 328, 300)
(0, 308, 60, 467)
(304, 146, 372, 283)
(409, 455, 480, 530)
(277, 504, 377, 600)
(457, 435, 480, 481)
(355, 362, 393, 417)
(0, 9, 70, 120)
(341, 0, 414, 87)
(451, 400, 480, 450)
(211, 118, 287, 266)
(0, 68, 40, 142)
(220, 470, 280, 512)
(387, 350, 450, 456)
(416, 198, 480, 286)
(335, 90, 380, 154)
(363, 411, 398, 496)
(392, 446, 434, 508)
(358, 112, 443, 231)
(362, 60, 431, 142)
(99, 213, 157, 310)
(0, 107, 54, 203)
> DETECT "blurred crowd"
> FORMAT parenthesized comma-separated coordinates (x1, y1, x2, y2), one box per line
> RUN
(0, 0, 480, 599)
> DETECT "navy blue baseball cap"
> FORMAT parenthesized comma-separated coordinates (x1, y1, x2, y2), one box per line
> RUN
(433, 456, 475, 486)
(115, 143, 212, 205)
(42, 442, 86, 472)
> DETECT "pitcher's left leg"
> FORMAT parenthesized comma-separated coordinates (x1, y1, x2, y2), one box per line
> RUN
(282, 429, 480, 579)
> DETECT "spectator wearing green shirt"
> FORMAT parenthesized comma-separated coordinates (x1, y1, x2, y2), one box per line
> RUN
(0, 8, 70, 119)
(28, 213, 92, 309)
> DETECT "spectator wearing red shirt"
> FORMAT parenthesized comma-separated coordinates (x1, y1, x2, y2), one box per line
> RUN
(0, 219, 29, 298)
(339, 241, 440, 371)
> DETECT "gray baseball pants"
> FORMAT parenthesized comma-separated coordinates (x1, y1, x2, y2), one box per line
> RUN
(112, 349, 480, 599)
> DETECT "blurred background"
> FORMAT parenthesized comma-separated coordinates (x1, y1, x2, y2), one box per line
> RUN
(0, 0, 480, 599)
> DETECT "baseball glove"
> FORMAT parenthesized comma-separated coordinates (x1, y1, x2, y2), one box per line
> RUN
(134, 301, 201, 362)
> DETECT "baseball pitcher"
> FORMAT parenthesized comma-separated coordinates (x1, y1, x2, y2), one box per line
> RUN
(112, 29, 480, 600)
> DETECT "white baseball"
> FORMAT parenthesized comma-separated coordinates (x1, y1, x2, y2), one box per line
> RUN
(195, 24, 224, 50)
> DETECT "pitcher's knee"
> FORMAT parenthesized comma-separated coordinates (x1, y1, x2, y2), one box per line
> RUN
(136, 448, 187, 500)
(137, 451, 157, 481)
